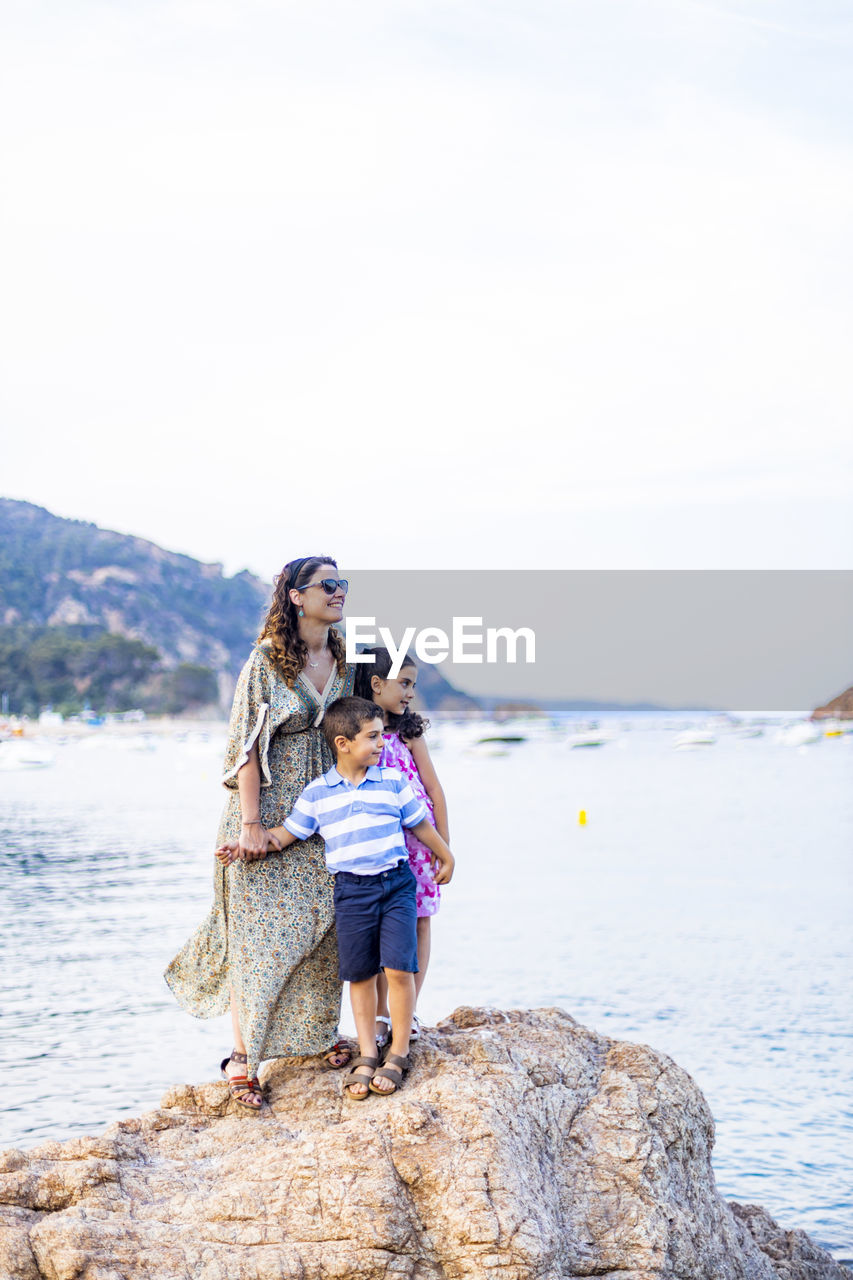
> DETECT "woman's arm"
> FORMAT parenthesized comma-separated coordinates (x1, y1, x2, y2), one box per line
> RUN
(408, 736, 449, 843)
(217, 825, 299, 866)
(236, 742, 271, 862)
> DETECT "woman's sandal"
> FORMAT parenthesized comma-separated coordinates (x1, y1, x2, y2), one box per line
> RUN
(368, 1053, 410, 1097)
(344, 1055, 379, 1101)
(220, 1050, 264, 1111)
(323, 1040, 353, 1070)
(375, 1015, 392, 1052)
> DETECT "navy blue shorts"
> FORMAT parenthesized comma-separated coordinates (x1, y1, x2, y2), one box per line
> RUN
(333, 860, 419, 983)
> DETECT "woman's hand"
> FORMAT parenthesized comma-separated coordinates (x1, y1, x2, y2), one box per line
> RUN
(217, 826, 290, 866)
(238, 820, 270, 862)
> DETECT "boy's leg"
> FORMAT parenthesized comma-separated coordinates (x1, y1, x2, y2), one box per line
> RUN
(385, 968, 416, 1059)
(371, 968, 415, 1093)
(333, 872, 383, 1096)
(349, 977, 381, 1062)
(371, 863, 418, 1093)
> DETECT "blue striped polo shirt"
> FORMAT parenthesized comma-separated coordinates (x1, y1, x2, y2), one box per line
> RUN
(283, 764, 428, 875)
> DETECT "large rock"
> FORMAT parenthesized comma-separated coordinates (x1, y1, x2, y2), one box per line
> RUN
(811, 686, 853, 721)
(0, 1008, 848, 1280)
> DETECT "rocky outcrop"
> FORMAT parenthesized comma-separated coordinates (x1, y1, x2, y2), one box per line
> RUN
(812, 686, 853, 720)
(0, 1008, 848, 1280)
(730, 1204, 849, 1280)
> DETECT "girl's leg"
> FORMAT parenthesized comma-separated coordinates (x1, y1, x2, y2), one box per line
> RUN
(414, 916, 431, 1003)
(375, 971, 390, 1042)
(411, 916, 431, 1036)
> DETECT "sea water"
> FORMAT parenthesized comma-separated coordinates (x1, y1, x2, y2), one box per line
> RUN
(1, 720, 851, 1260)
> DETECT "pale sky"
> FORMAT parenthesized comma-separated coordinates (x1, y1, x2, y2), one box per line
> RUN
(2, 0, 851, 578)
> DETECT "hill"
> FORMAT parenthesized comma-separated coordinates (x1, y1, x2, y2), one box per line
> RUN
(0, 499, 477, 717)
(0, 499, 269, 678)
(811, 685, 853, 720)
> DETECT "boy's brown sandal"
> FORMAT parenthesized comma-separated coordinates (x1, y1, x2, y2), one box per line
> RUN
(344, 1055, 380, 1101)
(368, 1053, 410, 1096)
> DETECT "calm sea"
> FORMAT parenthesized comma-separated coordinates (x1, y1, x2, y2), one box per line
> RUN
(1, 718, 851, 1261)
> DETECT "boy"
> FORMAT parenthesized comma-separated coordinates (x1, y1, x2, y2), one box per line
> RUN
(217, 696, 454, 1100)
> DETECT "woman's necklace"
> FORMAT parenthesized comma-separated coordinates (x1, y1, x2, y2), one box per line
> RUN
(305, 644, 328, 670)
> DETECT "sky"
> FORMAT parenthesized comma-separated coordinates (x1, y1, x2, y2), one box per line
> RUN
(2, 0, 852, 579)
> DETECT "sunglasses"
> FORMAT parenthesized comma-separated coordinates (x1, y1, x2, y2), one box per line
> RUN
(300, 578, 349, 596)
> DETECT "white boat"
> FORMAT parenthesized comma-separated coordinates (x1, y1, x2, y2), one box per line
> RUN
(565, 730, 613, 749)
(466, 741, 512, 757)
(674, 730, 716, 750)
(0, 740, 56, 770)
(776, 722, 822, 748)
(465, 733, 525, 758)
(76, 733, 158, 752)
(491, 717, 560, 743)
(111, 734, 158, 752)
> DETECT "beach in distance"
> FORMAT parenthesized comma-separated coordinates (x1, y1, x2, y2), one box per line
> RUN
(1, 713, 851, 1263)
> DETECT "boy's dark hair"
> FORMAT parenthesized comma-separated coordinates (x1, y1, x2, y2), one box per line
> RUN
(353, 646, 430, 741)
(322, 696, 382, 753)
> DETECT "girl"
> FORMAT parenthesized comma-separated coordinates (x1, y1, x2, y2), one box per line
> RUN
(355, 647, 449, 1046)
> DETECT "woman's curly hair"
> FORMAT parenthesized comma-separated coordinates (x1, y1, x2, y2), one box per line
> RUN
(353, 646, 429, 741)
(258, 556, 347, 688)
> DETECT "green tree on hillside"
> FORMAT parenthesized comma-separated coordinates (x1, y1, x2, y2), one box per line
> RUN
(161, 664, 220, 712)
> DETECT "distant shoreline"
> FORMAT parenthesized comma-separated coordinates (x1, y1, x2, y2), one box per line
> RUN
(3, 715, 229, 740)
(7, 708, 838, 745)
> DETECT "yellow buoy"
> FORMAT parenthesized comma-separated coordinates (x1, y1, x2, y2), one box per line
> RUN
(578, 809, 587, 826)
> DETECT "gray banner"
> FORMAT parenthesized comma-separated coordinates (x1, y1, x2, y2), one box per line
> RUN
(341, 571, 852, 711)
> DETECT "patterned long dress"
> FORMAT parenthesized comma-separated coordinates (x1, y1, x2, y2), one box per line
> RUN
(164, 644, 355, 1076)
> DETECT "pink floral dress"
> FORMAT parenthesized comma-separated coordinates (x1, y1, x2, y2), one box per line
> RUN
(380, 731, 440, 918)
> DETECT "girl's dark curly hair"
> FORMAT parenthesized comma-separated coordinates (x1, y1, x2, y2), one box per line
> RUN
(258, 556, 347, 688)
(353, 646, 429, 741)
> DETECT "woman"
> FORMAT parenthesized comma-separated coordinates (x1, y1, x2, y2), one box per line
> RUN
(165, 556, 355, 1109)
